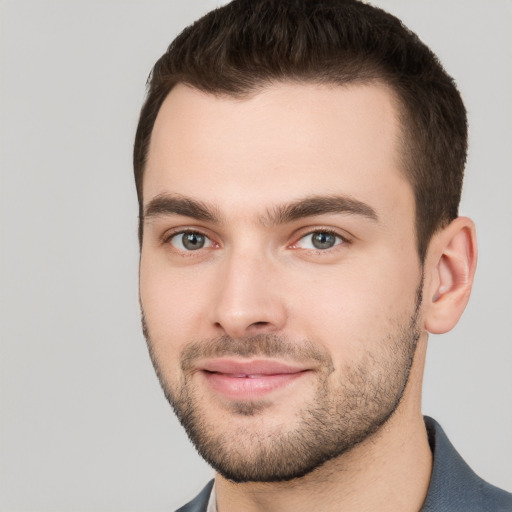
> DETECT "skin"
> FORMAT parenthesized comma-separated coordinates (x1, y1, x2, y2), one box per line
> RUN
(139, 82, 477, 511)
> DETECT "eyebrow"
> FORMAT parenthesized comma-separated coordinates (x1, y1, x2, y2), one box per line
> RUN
(144, 194, 221, 223)
(265, 195, 378, 225)
(143, 193, 378, 225)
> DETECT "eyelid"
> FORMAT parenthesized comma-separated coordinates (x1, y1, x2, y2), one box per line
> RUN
(163, 227, 219, 251)
(160, 225, 351, 252)
(289, 227, 351, 250)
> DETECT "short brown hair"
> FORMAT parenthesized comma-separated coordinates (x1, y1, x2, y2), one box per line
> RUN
(134, 0, 467, 261)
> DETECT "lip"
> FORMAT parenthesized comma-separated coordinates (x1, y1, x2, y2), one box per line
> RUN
(198, 358, 311, 400)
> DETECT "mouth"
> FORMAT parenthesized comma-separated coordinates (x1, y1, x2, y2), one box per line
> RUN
(198, 358, 312, 400)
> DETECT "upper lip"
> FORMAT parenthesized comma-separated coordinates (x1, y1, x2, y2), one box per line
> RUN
(199, 358, 310, 376)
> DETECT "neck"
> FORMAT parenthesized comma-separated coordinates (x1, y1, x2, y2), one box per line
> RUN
(215, 341, 432, 512)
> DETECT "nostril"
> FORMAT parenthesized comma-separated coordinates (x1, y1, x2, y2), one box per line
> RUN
(250, 321, 270, 328)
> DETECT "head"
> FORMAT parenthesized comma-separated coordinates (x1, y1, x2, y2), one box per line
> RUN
(135, 0, 476, 483)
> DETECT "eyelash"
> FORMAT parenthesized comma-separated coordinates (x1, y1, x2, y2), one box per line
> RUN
(164, 229, 217, 253)
(163, 227, 350, 254)
(290, 228, 349, 252)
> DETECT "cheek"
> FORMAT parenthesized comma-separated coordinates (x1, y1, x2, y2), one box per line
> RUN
(139, 257, 209, 360)
(288, 254, 420, 359)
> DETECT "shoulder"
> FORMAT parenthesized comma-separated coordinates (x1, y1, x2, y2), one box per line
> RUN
(422, 417, 512, 511)
(175, 480, 214, 512)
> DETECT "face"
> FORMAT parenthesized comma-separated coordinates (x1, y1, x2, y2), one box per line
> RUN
(139, 82, 424, 482)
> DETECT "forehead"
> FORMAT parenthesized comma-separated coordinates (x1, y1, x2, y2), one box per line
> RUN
(144, 81, 411, 219)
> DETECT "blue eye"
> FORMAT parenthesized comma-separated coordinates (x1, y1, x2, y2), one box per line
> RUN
(170, 231, 213, 251)
(296, 231, 343, 250)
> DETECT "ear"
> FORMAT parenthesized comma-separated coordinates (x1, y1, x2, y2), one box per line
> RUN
(423, 217, 478, 334)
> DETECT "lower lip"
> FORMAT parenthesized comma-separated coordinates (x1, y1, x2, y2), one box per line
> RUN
(202, 371, 309, 400)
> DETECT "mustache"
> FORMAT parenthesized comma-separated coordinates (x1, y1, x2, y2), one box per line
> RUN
(179, 334, 334, 374)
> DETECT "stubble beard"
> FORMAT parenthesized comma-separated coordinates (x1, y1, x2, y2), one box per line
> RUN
(142, 285, 422, 483)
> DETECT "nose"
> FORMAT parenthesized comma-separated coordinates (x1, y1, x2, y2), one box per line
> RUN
(210, 249, 287, 338)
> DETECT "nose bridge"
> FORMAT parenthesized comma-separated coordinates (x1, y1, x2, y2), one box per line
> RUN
(211, 242, 286, 337)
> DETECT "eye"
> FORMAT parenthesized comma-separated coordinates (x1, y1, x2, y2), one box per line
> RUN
(169, 231, 214, 251)
(294, 231, 344, 250)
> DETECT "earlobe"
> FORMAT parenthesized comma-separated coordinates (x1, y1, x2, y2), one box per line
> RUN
(424, 217, 478, 334)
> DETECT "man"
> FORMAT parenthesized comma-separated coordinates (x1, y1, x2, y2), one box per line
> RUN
(133, 0, 512, 510)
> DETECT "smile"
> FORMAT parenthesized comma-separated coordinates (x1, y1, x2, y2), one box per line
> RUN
(199, 359, 312, 400)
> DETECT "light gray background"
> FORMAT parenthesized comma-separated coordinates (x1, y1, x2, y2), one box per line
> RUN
(1, 1, 511, 510)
